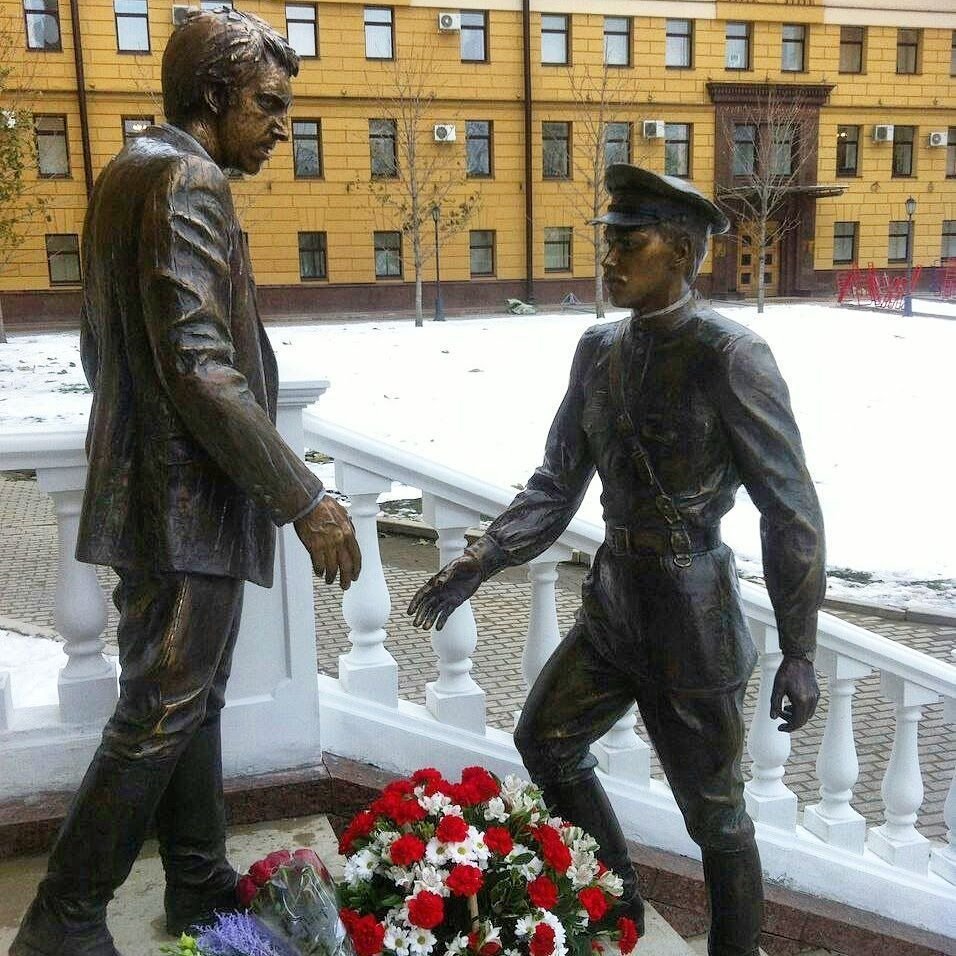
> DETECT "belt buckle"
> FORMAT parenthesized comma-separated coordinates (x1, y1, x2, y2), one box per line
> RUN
(670, 529, 693, 568)
(612, 526, 630, 553)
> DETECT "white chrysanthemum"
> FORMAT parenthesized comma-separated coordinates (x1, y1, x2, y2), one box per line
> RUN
(483, 797, 509, 823)
(384, 925, 412, 955)
(468, 825, 490, 864)
(343, 848, 378, 885)
(412, 864, 450, 897)
(477, 921, 501, 946)
(513, 915, 535, 939)
(596, 870, 624, 897)
(425, 837, 452, 866)
(408, 928, 437, 955)
(539, 910, 568, 956)
(444, 935, 470, 956)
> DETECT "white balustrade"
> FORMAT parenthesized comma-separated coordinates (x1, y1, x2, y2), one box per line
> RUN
(593, 705, 652, 785)
(335, 462, 398, 706)
(867, 673, 938, 872)
(803, 648, 872, 852)
(0, 671, 12, 731)
(929, 696, 956, 884)
(744, 622, 798, 829)
(421, 494, 486, 734)
(521, 545, 572, 691)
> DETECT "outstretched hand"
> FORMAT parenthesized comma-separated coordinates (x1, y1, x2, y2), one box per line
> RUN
(294, 495, 361, 590)
(407, 554, 484, 631)
(769, 656, 819, 732)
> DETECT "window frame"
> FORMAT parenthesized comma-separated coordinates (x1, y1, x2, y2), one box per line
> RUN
(23, 0, 62, 52)
(469, 229, 496, 277)
(603, 16, 631, 68)
(465, 120, 493, 178)
(364, 6, 394, 60)
(833, 221, 858, 265)
(45, 233, 81, 285)
(374, 230, 403, 279)
(836, 124, 860, 177)
(951, 31, 956, 77)
(292, 118, 323, 178)
(541, 13, 570, 66)
(369, 118, 398, 178)
(542, 120, 571, 179)
(896, 27, 920, 75)
(664, 122, 691, 178)
(543, 226, 572, 273)
(891, 125, 915, 178)
(665, 18, 693, 69)
(947, 127, 956, 178)
(604, 121, 631, 168)
(114, 0, 150, 54)
(34, 113, 70, 178)
(460, 10, 488, 63)
(298, 231, 328, 280)
(838, 25, 865, 74)
(286, 3, 318, 59)
(732, 123, 757, 176)
(781, 23, 806, 73)
(122, 114, 153, 144)
(942, 220, 956, 262)
(888, 220, 911, 264)
(725, 21, 751, 71)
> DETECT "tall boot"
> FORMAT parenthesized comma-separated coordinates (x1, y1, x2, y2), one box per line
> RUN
(701, 845, 764, 956)
(11, 751, 176, 956)
(541, 776, 645, 936)
(156, 719, 238, 936)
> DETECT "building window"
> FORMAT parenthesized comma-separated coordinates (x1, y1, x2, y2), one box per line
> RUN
(23, 0, 61, 51)
(604, 122, 630, 167)
(369, 118, 397, 177)
(604, 17, 630, 67)
(947, 127, 956, 177)
(374, 231, 402, 278)
(771, 128, 794, 175)
(541, 14, 569, 65)
(122, 115, 153, 143)
(833, 222, 858, 265)
(286, 4, 317, 58)
(544, 227, 572, 272)
(896, 28, 920, 74)
(298, 232, 327, 279)
(839, 26, 865, 73)
(542, 121, 570, 179)
(836, 125, 859, 176)
(725, 22, 750, 70)
(665, 19, 693, 68)
(35, 115, 69, 177)
(292, 120, 322, 177)
(664, 123, 691, 178)
(469, 230, 495, 276)
(781, 24, 806, 72)
(460, 11, 487, 62)
(45, 234, 81, 284)
(888, 221, 910, 263)
(466, 120, 492, 177)
(364, 7, 393, 59)
(942, 221, 956, 261)
(115, 0, 149, 53)
(732, 124, 757, 175)
(892, 126, 915, 177)
(951, 31, 956, 76)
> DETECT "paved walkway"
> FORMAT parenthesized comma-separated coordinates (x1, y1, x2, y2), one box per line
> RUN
(1, 472, 953, 843)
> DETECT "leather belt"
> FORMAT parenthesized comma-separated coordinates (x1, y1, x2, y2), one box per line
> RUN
(605, 524, 721, 558)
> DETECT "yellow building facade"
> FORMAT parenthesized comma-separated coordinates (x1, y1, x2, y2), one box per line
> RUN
(1, 0, 955, 324)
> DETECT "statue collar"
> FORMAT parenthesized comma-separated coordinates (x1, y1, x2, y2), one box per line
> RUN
(631, 290, 696, 333)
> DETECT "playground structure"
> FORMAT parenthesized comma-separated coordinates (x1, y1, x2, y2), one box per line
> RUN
(837, 262, 956, 310)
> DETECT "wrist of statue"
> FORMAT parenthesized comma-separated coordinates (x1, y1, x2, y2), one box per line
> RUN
(464, 536, 510, 580)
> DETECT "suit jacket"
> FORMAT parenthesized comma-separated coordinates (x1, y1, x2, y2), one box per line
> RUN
(77, 124, 323, 587)
(474, 304, 826, 691)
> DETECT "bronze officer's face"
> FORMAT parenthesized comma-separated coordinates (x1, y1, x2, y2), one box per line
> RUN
(215, 57, 292, 175)
(602, 225, 684, 313)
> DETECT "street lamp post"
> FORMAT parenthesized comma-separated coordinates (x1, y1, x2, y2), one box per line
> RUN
(431, 204, 445, 322)
(904, 195, 916, 317)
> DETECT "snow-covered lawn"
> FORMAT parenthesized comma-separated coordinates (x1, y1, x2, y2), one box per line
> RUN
(1, 301, 953, 610)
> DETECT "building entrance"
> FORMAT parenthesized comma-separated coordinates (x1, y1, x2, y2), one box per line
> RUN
(736, 221, 779, 298)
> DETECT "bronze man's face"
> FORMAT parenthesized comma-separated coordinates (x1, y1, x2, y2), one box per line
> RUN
(601, 225, 685, 313)
(215, 57, 292, 175)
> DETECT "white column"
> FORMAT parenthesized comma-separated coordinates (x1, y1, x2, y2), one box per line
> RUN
(0, 671, 12, 731)
(867, 673, 937, 873)
(803, 648, 872, 853)
(929, 696, 956, 884)
(422, 494, 486, 734)
(744, 622, 798, 830)
(335, 462, 398, 706)
(521, 544, 573, 691)
(593, 706, 652, 786)
(36, 465, 117, 725)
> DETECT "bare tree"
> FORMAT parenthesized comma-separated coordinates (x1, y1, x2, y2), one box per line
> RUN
(364, 44, 480, 327)
(715, 86, 815, 313)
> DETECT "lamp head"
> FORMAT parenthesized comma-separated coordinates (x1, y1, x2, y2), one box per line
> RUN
(905, 196, 917, 217)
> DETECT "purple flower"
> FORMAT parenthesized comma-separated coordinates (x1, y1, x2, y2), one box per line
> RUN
(196, 912, 297, 956)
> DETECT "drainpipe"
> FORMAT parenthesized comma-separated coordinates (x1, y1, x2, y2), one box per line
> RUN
(522, 0, 534, 302)
(69, 1, 94, 198)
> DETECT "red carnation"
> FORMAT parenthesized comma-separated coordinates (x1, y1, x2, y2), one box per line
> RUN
(532, 826, 572, 873)
(436, 814, 469, 843)
(529, 924, 556, 956)
(446, 864, 484, 896)
(383, 779, 416, 797)
(341, 909, 387, 956)
(407, 890, 445, 929)
(527, 875, 558, 910)
(412, 767, 445, 787)
(390, 834, 427, 867)
(248, 859, 274, 887)
(481, 944, 503, 956)
(484, 826, 514, 856)
(578, 888, 609, 921)
(460, 766, 500, 802)
(617, 917, 639, 954)
(236, 875, 258, 907)
(373, 790, 426, 826)
(339, 810, 378, 854)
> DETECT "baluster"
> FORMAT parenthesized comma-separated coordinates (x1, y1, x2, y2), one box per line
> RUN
(36, 466, 117, 724)
(929, 696, 956, 884)
(422, 494, 486, 734)
(744, 622, 798, 830)
(521, 545, 573, 691)
(867, 673, 937, 873)
(592, 706, 652, 786)
(0, 671, 12, 730)
(334, 462, 398, 705)
(803, 649, 871, 853)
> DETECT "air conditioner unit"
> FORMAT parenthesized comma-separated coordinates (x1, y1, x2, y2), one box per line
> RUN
(433, 124, 457, 143)
(928, 130, 949, 148)
(872, 124, 894, 143)
(172, 4, 192, 25)
(642, 120, 665, 139)
(438, 12, 461, 32)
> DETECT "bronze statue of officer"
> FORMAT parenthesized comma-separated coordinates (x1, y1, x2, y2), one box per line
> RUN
(409, 165, 825, 956)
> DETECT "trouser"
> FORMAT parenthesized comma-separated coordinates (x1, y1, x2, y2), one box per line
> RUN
(36, 569, 244, 912)
(514, 620, 762, 956)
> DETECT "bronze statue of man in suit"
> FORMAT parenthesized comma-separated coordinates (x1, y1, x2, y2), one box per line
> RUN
(409, 166, 825, 956)
(12, 10, 360, 956)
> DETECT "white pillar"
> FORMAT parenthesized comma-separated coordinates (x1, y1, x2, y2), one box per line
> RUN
(422, 494, 486, 734)
(335, 462, 398, 705)
(744, 622, 798, 830)
(867, 673, 937, 873)
(803, 649, 871, 853)
(0, 671, 12, 731)
(36, 465, 117, 724)
(929, 696, 956, 884)
(592, 706, 652, 786)
(521, 545, 572, 691)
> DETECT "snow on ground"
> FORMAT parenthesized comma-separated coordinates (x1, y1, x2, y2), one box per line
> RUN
(1, 302, 953, 611)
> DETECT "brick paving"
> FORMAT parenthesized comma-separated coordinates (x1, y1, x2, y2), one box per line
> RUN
(1, 472, 953, 843)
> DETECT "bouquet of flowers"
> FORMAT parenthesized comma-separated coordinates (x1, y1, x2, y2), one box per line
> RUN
(337, 767, 640, 956)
